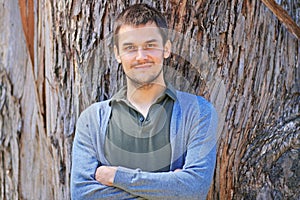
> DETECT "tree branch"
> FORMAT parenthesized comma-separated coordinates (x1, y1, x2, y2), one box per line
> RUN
(261, 0, 300, 39)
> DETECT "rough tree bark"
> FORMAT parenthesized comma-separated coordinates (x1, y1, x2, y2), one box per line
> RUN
(0, 0, 299, 199)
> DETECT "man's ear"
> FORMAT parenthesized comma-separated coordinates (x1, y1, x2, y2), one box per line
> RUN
(114, 45, 122, 63)
(163, 40, 172, 59)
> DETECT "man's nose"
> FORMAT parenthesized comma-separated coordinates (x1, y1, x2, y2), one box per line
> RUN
(136, 47, 147, 60)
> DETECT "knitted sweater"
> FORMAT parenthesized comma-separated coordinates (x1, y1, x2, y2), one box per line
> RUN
(71, 90, 218, 200)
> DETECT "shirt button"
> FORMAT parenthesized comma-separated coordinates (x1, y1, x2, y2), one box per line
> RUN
(139, 116, 144, 122)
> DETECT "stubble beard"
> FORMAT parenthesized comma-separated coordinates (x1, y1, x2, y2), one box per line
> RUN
(125, 66, 164, 89)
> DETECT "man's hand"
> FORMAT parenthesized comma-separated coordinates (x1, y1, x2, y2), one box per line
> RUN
(95, 166, 117, 186)
(174, 169, 182, 172)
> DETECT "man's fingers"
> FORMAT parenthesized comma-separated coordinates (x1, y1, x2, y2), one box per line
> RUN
(174, 169, 182, 172)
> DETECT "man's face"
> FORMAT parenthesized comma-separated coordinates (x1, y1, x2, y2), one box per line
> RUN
(114, 22, 171, 87)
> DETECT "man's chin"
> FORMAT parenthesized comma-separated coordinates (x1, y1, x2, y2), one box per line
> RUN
(128, 78, 156, 87)
(133, 80, 154, 87)
(126, 69, 164, 88)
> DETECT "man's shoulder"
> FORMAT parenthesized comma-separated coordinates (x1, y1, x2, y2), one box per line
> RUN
(175, 90, 218, 123)
(79, 100, 111, 118)
(175, 90, 212, 106)
(175, 90, 216, 116)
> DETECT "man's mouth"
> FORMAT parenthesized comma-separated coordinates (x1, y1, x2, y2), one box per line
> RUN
(132, 62, 154, 69)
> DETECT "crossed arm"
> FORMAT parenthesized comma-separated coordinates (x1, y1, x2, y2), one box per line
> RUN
(71, 144, 215, 200)
(95, 166, 182, 186)
(71, 127, 216, 199)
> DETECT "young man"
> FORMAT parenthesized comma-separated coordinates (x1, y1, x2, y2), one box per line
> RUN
(71, 4, 218, 200)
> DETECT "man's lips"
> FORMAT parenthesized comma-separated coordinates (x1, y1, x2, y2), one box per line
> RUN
(132, 63, 154, 69)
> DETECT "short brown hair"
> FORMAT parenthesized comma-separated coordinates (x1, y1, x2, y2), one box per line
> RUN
(113, 4, 168, 49)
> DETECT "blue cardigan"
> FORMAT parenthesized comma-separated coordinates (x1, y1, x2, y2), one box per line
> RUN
(71, 90, 218, 200)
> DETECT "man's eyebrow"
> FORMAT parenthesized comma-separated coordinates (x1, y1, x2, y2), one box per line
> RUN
(145, 39, 159, 43)
(121, 39, 159, 46)
(122, 42, 134, 46)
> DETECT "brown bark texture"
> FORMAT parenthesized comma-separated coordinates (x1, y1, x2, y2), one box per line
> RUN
(0, 0, 299, 199)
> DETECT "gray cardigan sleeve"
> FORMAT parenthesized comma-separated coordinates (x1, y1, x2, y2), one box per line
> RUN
(70, 108, 142, 200)
(112, 99, 218, 200)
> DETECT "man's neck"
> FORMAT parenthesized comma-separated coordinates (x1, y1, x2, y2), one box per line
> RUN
(127, 81, 166, 117)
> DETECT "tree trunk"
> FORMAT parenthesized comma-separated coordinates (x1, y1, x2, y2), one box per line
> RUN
(0, 0, 299, 199)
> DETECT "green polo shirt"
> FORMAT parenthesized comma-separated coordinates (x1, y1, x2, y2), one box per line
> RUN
(104, 84, 176, 172)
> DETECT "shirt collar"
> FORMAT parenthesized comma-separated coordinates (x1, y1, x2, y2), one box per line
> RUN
(165, 82, 177, 101)
(111, 86, 127, 102)
(110, 82, 177, 103)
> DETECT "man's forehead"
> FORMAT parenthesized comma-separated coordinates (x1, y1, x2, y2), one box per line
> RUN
(118, 21, 159, 31)
(117, 22, 163, 43)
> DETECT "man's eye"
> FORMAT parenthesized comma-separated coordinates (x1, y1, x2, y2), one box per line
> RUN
(124, 46, 136, 51)
(146, 43, 155, 48)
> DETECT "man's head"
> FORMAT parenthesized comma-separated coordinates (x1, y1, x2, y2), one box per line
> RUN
(113, 4, 168, 50)
(113, 4, 172, 87)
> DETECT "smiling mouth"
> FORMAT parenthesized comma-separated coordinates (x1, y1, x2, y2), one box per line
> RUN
(132, 63, 153, 69)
